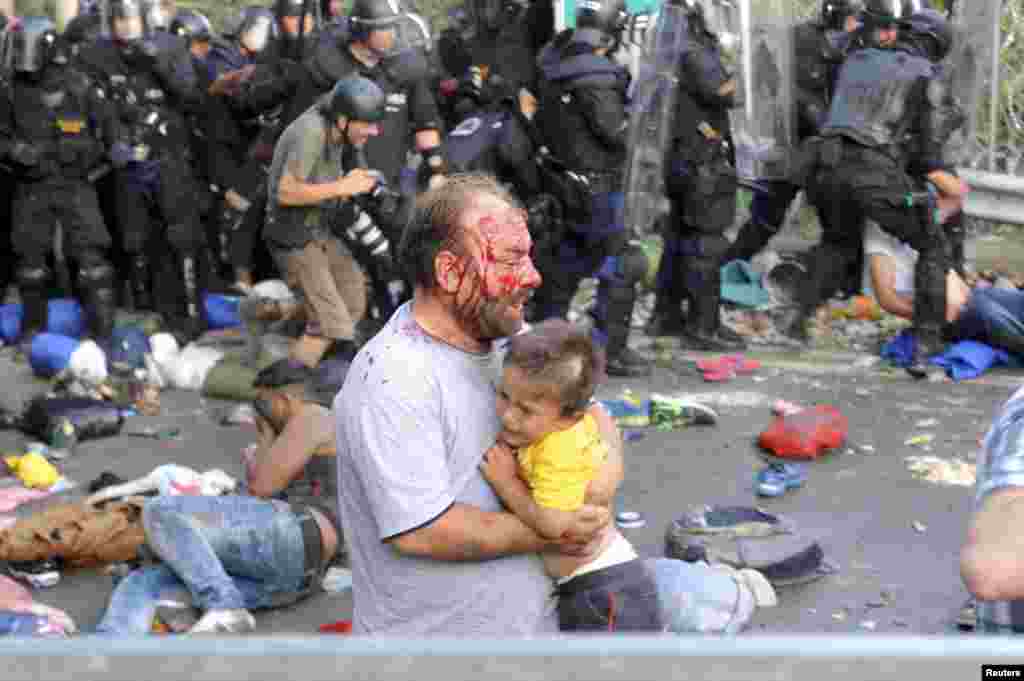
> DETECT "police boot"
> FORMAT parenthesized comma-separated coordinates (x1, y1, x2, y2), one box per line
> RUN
(645, 294, 687, 336)
(129, 255, 153, 311)
(77, 259, 117, 346)
(15, 265, 50, 347)
(602, 280, 651, 378)
(906, 252, 950, 380)
(177, 253, 207, 343)
(723, 219, 777, 264)
(680, 258, 746, 352)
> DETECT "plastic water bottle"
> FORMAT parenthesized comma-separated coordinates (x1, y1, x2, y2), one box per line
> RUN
(0, 611, 53, 636)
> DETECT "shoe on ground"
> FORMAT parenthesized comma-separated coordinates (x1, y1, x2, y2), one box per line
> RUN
(187, 608, 256, 634)
(755, 463, 807, 498)
(4, 558, 61, 589)
(606, 346, 652, 378)
(680, 329, 746, 352)
(709, 563, 778, 608)
(650, 394, 718, 427)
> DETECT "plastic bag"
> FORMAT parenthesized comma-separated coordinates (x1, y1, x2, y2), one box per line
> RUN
(758, 405, 848, 460)
(21, 396, 125, 447)
(163, 344, 225, 391)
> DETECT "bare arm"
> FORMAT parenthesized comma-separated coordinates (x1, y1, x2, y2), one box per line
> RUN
(480, 442, 577, 540)
(868, 254, 915, 320)
(585, 402, 624, 509)
(389, 497, 609, 562)
(248, 405, 333, 498)
(276, 163, 376, 207)
(961, 487, 1024, 601)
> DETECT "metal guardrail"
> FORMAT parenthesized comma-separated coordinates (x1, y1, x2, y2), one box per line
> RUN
(5, 634, 1024, 681)
(960, 168, 1024, 226)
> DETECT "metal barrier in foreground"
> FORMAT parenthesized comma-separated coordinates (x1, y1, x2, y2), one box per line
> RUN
(5, 634, 1024, 681)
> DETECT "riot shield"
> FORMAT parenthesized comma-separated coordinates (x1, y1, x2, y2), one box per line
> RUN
(725, 0, 795, 183)
(622, 2, 688, 235)
(945, 0, 1001, 170)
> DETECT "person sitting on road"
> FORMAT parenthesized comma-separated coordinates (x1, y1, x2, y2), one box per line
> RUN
(480, 319, 662, 631)
(94, 359, 344, 635)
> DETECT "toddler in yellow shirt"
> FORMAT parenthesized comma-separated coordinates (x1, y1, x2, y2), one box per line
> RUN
(481, 320, 661, 631)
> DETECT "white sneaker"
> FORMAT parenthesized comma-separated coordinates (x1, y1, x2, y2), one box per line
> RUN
(709, 563, 778, 608)
(187, 608, 256, 634)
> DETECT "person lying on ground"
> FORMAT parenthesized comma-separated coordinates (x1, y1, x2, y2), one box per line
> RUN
(94, 359, 345, 635)
(479, 319, 663, 631)
(865, 178, 1024, 358)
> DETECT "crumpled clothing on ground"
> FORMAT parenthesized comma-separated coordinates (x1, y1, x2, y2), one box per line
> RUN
(0, 500, 146, 568)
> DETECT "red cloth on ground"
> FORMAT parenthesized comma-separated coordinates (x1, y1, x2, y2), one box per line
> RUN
(759, 405, 848, 460)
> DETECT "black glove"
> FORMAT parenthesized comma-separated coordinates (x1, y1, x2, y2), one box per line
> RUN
(9, 140, 41, 167)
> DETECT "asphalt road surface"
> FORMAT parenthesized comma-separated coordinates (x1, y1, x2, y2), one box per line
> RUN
(0, 341, 1015, 637)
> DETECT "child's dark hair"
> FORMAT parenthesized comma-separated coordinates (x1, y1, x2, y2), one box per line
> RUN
(505, 320, 607, 416)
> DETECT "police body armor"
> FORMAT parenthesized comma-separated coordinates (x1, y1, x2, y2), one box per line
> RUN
(535, 38, 628, 178)
(4, 71, 106, 182)
(465, 2, 538, 94)
(821, 47, 934, 155)
(667, 38, 737, 233)
(77, 36, 193, 162)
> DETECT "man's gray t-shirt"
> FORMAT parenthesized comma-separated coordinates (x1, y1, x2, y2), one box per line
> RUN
(333, 303, 557, 635)
(264, 101, 345, 250)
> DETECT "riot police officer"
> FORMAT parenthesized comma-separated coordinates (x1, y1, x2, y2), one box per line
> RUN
(77, 0, 208, 340)
(204, 6, 282, 290)
(275, 0, 321, 61)
(715, 0, 863, 270)
(530, 0, 650, 377)
(445, 0, 552, 117)
(656, 0, 745, 352)
(0, 17, 119, 346)
(790, 0, 951, 378)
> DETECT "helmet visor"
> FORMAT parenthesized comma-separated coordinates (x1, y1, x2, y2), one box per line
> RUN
(241, 14, 274, 52)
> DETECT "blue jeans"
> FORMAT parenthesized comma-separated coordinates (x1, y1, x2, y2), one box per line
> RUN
(95, 495, 309, 635)
(953, 287, 1024, 355)
(646, 558, 755, 634)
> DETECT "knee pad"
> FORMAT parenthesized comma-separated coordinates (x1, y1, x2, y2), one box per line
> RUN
(618, 242, 649, 285)
(77, 260, 115, 289)
(16, 265, 50, 288)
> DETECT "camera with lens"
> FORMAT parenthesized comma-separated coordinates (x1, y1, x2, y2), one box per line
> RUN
(354, 170, 404, 235)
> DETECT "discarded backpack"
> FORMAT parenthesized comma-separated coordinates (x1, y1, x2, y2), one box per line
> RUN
(665, 506, 831, 587)
(21, 396, 124, 448)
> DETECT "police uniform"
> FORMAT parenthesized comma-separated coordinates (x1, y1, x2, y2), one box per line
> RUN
(0, 60, 118, 342)
(77, 31, 208, 336)
(659, 23, 745, 351)
(531, 28, 649, 376)
(798, 45, 950, 369)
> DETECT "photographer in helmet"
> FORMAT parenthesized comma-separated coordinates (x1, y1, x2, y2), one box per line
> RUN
(264, 75, 382, 368)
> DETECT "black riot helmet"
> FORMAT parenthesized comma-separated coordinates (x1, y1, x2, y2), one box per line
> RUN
(470, 0, 503, 33)
(572, 0, 628, 50)
(350, 0, 403, 31)
(169, 8, 212, 45)
(862, 0, 910, 29)
(102, 0, 165, 44)
(64, 11, 103, 51)
(223, 6, 279, 54)
(7, 16, 60, 74)
(322, 74, 387, 123)
(821, 0, 864, 31)
(906, 7, 952, 61)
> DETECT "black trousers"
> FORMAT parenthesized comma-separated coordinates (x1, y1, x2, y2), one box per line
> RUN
(556, 559, 662, 632)
(804, 142, 949, 341)
(11, 179, 111, 266)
